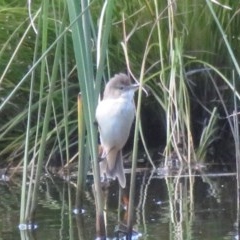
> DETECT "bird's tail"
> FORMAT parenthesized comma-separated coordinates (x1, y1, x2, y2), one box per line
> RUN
(113, 151, 126, 188)
(106, 149, 126, 188)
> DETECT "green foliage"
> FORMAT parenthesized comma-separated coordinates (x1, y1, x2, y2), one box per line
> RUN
(0, 0, 240, 168)
(1, 0, 240, 233)
(0, 1, 78, 165)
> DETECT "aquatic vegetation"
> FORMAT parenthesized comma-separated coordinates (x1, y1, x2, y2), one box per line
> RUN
(0, 0, 240, 236)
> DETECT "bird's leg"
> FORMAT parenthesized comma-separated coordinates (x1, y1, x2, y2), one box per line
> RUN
(98, 148, 108, 163)
(99, 146, 115, 161)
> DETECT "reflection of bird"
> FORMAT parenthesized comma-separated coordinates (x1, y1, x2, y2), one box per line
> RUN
(96, 73, 139, 188)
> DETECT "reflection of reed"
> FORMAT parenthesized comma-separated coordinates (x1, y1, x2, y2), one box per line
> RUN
(232, 102, 240, 239)
(75, 214, 86, 240)
(141, 170, 155, 237)
(92, 183, 106, 239)
(20, 228, 36, 240)
(165, 169, 195, 240)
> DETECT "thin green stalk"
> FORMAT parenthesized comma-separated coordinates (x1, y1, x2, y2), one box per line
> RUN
(95, 0, 115, 92)
(126, 9, 160, 232)
(75, 94, 86, 209)
(153, 0, 166, 83)
(67, 0, 114, 236)
(164, 1, 176, 164)
(63, 33, 70, 164)
(19, 14, 40, 225)
(175, 38, 195, 165)
(127, 76, 143, 233)
(52, 1, 70, 166)
(0, 8, 41, 85)
(139, 119, 155, 169)
(19, 2, 46, 222)
(29, 4, 67, 220)
(0, 18, 28, 60)
(24, 0, 50, 221)
(51, 96, 64, 166)
(206, 0, 240, 78)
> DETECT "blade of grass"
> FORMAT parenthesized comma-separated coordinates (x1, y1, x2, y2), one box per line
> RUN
(206, 0, 240, 78)
(29, 3, 68, 221)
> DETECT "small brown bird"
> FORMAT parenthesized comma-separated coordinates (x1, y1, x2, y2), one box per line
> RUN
(96, 73, 139, 188)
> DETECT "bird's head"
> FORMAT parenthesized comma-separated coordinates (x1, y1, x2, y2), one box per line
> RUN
(103, 73, 139, 100)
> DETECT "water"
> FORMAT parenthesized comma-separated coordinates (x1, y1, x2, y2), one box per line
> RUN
(0, 172, 239, 240)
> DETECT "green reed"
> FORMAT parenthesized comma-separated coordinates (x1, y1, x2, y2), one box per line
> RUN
(1, 0, 240, 237)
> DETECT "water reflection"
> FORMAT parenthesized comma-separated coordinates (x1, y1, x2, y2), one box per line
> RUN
(0, 172, 238, 239)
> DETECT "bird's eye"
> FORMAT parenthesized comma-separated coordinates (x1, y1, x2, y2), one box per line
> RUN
(118, 86, 124, 90)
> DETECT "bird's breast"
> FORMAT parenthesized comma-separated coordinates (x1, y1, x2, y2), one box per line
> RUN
(96, 97, 135, 149)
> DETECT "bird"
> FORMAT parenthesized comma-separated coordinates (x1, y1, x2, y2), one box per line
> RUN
(96, 73, 139, 188)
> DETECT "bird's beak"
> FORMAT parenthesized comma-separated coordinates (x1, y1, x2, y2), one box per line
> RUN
(127, 83, 149, 96)
(132, 83, 149, 96)
(128, 83, 139, 91)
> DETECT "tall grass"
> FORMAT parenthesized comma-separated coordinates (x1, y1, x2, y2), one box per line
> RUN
(1, 1, 240, 166)
(1, 0, 240, 236)
(66, 0, 115, 235)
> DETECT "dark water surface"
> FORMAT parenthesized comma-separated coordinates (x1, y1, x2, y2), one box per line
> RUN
(0, 172, 239, 240)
